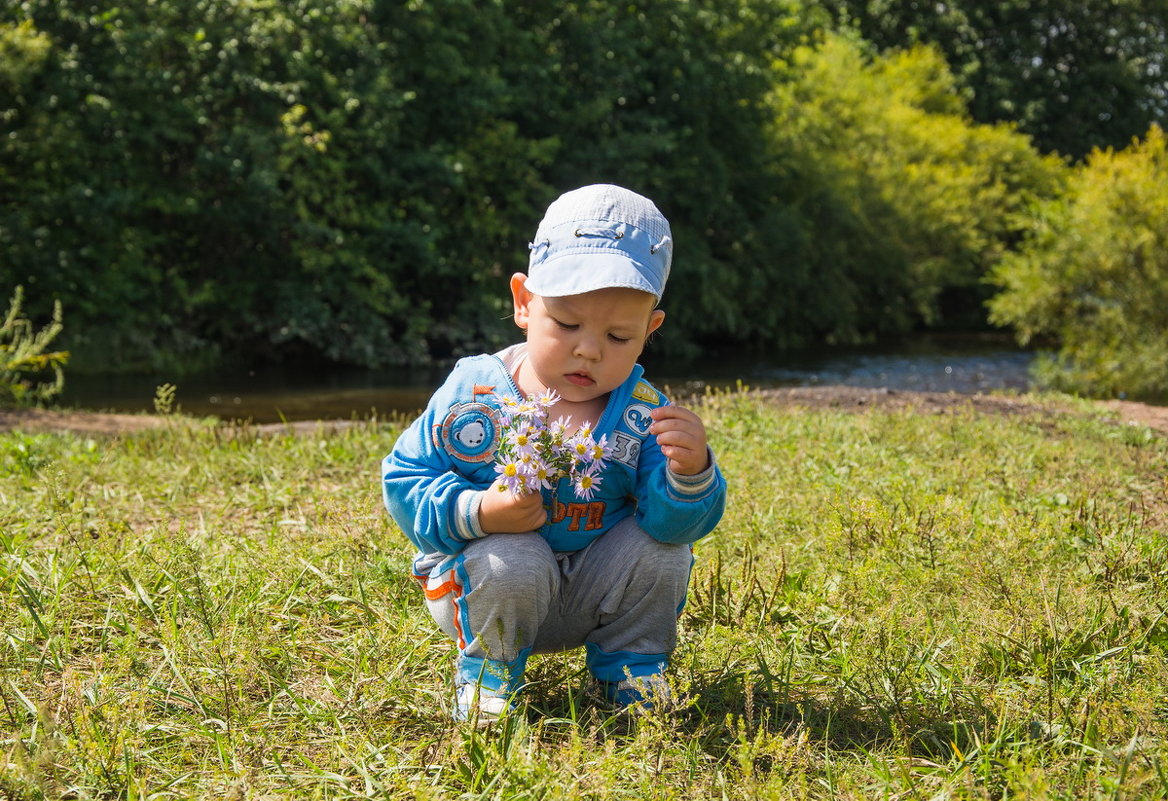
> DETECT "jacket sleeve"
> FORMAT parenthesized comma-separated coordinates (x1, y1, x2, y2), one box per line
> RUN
(632, 423, 727, 545)
(381, 379, 493, 556)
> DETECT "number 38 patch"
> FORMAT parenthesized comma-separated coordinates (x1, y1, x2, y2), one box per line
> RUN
(609, 431, 641, 469)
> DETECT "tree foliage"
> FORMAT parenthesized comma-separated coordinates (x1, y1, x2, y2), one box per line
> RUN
(0, 1, 1085, 372)
(763, 33, 1066, 342)
(2, 0, 533, 370)
(828, 0, 1168, 160)
(3, 0, 831, 370)
(989, 125, 1168, 400)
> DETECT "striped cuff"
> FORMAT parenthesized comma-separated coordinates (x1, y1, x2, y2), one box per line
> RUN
(666, 447, 719, 497)
(453, 490, 490, 541)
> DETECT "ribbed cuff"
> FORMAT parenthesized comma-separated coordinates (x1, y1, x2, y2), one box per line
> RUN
(453, 490, 489, 541)
(584, 642, 668, 683)
(457, 652, 530, 694)
(666, 447, 719, 497)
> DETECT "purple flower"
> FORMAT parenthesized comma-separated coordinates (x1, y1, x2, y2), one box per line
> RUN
(588, 433, 611, 463)
(533, 388, 561, 409)
(494, 459, 528, 495)
(529, 460, 555, 491)
(572, 463, 603, 501)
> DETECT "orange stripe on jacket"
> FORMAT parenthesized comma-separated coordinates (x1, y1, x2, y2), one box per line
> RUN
(419, 570, 469, 650)
(423, 578, 460, 601)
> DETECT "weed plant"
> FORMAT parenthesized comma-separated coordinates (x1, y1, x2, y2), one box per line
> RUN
(0, 393, 1166, 799)
(0, 286, 69, 408)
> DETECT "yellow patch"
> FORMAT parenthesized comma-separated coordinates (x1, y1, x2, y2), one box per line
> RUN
(631, 381, 660, 404)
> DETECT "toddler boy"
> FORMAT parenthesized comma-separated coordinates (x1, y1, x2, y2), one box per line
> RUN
(381, 184, 727, 723)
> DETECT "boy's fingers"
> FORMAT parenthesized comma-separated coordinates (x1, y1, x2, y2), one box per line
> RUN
(660, 445, 696, 462)
(650, 405, 706, 433)
(650, 416, 703, 437)
(654, 428, 700, 451)
(650, 405, 700, 424)
(661, 447, 709, 475)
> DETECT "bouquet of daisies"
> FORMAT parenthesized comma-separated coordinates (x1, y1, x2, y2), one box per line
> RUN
(492, 390, 611, 500)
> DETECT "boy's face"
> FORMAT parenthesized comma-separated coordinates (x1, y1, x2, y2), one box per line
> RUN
(511, 274, 665, 403)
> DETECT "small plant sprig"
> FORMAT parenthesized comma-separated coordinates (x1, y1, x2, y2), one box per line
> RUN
(493, 390, 611, 500)
(0, 285, 69, 408)
(153, 383, 178, 415)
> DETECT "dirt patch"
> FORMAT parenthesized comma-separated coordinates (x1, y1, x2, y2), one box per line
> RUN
(1098, 399, 1168, 435)
(0, 407, 167, 436)
(757, 386, 1032, 415)
(2, 387, 1166, 435)
(756, 386, 1168, 434)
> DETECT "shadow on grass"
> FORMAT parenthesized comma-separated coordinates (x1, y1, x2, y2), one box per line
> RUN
(518, 662, 999, 767)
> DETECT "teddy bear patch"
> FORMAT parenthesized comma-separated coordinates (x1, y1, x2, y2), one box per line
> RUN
(433, 401, 501, 463)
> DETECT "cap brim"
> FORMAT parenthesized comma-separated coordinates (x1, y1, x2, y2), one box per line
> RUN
(526, 253, 662, 299)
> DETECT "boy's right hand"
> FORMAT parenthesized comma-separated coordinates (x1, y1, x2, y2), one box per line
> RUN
(477, 483, 547, 534)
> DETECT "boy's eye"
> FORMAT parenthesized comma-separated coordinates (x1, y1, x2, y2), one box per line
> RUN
(553, 319, 578, 331)
(608, 334, 631, 344)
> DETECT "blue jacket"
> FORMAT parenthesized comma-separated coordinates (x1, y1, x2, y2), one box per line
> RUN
(381, 347, 726, 556)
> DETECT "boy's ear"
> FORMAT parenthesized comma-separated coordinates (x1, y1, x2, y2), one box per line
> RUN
(646, 308, 665, 338)
(510, 273, 533, 330)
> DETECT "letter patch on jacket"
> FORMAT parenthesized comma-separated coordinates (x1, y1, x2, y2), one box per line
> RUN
(433, 401, 501, 463)
(631, 381, 660, 405)
(623, 403, 654, 435)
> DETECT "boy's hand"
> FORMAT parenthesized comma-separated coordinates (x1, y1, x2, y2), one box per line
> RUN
(478, 482, 547, 534)
(649, 405, 711, 476)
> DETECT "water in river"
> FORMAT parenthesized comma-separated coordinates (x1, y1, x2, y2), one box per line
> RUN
(61, 334, 1036, 424)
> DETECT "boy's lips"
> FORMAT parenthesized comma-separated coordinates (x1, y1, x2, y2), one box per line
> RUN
(565, 372, 595, 387)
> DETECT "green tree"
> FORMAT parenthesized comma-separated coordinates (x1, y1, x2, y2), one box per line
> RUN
(989, 125, 1168, 400)
(499, 0, 827, 353)
(1, 1, 536, 371)
(828, 0, 1168, 160)
(2, 0, 828, 368)
(763, 33, 1066, 343)
(0, 0, 1069, 372)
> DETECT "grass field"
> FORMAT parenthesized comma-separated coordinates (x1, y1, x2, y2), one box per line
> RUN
(1, 390, 1166, 799)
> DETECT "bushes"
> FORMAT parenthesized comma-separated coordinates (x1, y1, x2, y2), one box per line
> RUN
(0, 1, 1098, 374)
(763, 34, 1067, 343)
(2, 1, 487, 371)
(827, 0, 1168, 161)
(989, 125, 1168, 401)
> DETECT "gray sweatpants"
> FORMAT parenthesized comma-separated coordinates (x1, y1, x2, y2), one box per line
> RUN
(417, 517, 693, 692)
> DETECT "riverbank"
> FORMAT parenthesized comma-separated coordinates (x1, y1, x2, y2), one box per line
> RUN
(5, 385, 1168, 435)
(55, 332, 1037, 423)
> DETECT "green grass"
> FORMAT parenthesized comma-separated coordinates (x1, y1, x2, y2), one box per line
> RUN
(1, 392, 1166, 799)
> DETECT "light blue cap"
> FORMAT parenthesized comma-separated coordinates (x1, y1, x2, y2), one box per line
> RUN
(527, 184, 673, 300)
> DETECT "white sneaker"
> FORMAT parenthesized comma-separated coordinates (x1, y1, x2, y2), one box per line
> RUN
(454, 683, 514, 725)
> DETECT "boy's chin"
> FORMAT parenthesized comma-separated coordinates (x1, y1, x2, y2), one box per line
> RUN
(552, 383, 609, 403)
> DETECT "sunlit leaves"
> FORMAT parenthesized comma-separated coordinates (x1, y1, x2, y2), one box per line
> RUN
(990, 124, 1168, 400)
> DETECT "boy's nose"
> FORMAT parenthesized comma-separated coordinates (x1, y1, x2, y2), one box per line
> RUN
(573, 336, 601, 361)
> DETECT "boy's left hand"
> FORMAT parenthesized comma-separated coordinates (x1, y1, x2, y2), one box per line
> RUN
(649, 405, 711, 476)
